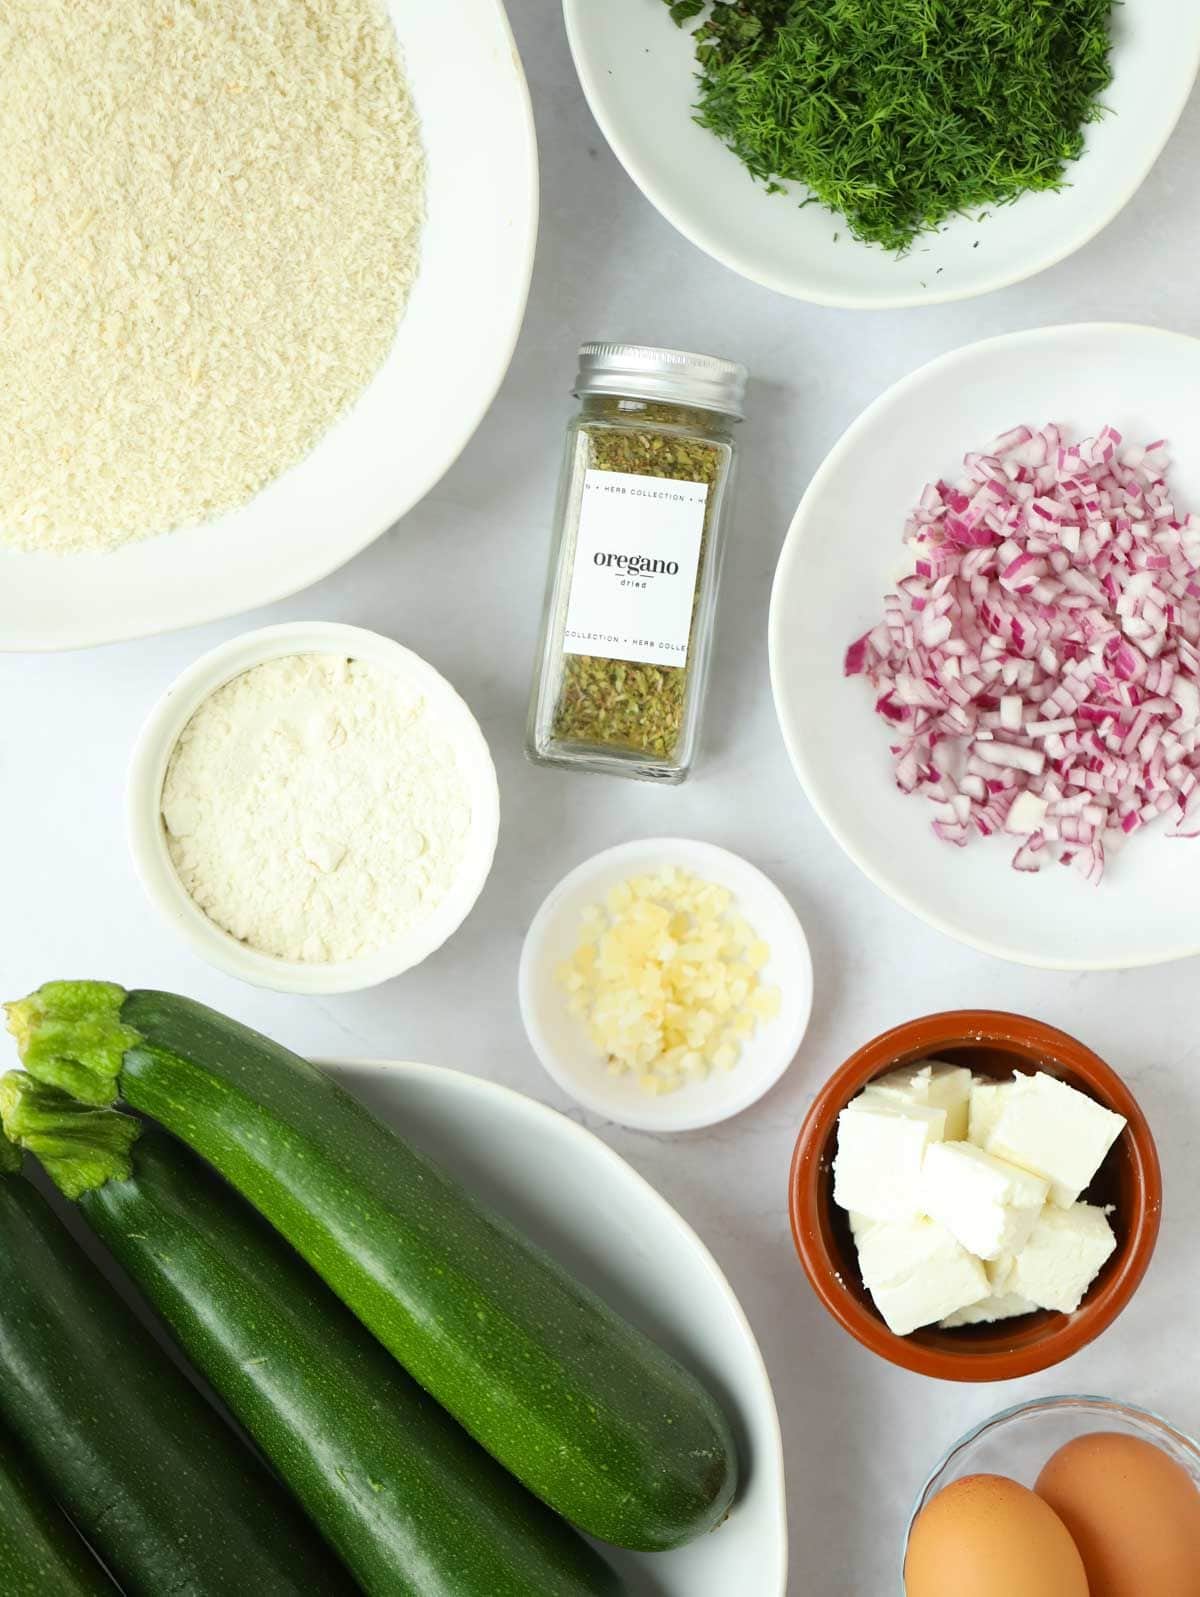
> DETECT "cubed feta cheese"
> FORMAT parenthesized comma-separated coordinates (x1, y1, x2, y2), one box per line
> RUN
(968, 1078, 1015, 1149)
(986, 1072, 1127, 1207)
(856, 1217, 989, 1336)
(864, 1059, 973, 1141)
(833, 1097, 947, 1222)
(1008, 1202, 1117, 1313)
(921, 1141, 1049, 1261)
(940, 1292, 1039, 1328)
(986, 1252, 1018, 1293)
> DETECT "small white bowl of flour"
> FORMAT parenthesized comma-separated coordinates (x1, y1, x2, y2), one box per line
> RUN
(129, 623, 499, 994)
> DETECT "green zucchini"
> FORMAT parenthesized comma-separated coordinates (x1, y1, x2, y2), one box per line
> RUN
(7, 982, 739, 1551)
(1, 1075, 623, 1597)
(0, 1122, 355, 1597)
(0, 1422, 117, 1595)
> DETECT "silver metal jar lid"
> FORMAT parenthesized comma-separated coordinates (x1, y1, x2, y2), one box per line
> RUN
(575, 342, 748, 420)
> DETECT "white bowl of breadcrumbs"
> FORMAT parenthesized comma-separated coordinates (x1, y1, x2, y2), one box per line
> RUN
(0, 0, 537, 650)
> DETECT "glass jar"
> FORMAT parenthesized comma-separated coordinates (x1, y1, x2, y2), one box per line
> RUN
(526, 342, 747, 784)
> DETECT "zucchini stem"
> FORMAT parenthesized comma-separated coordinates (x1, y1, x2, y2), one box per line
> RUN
(5, 982, 136, 1107)
(0, 1073, 139, 1198)
(0, 1118, 18, 1175)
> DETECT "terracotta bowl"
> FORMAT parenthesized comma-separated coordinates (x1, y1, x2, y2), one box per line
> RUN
(788, 1011, 1162, 1382)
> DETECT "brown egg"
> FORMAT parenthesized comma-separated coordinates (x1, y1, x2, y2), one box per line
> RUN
(1036, 1431, 1200, 1596)
(905, 1473, 1089, 1597)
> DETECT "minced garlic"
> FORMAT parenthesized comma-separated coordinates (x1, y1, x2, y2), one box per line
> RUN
(555, 867, 781, 1095)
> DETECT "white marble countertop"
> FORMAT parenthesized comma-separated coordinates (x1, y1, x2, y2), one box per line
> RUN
(4, 5, 1199, 1591)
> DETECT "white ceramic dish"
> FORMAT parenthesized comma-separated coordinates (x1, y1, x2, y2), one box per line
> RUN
(563, 0, 1200, 309)
(327, 1057, 788, 1595)
(519, 838, 813, 1132)
(127, 623, 500, 994)
(0, 0, 537, 652)
(769, 322, 1200, 970)
(903, 1394, 1200, 1588)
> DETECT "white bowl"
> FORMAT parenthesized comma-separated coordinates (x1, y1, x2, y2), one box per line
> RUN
(768, 322, 1200, 970)
(519, 838, 813, 1132)
(128, 622, 500, 994)
(328, 1057, 788, 1594)
(563, 0, 1200, 309)
(0, 0, 537, 651)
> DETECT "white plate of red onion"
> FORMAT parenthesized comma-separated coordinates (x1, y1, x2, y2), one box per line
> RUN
(769, 322, 1200, 969)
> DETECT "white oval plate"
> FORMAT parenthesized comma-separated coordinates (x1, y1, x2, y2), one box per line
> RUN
(563, 0, 1200, 309)
(519, 838, 813, 1132)
(0, 0, 537, 651)
(769, 322, 1200, 969)
(327, 1059, 788, 1595)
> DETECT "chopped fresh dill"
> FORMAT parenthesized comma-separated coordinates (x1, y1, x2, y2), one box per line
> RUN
(663, 0, 1115, 253)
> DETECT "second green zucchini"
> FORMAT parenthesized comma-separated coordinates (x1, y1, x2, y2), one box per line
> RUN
(2, 1073, 623, 1597)
(0, 1116, 354, 1597)
(0, 1421, 118, 1596)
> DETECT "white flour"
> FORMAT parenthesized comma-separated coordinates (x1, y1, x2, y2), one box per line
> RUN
(161, 654, 471, 963)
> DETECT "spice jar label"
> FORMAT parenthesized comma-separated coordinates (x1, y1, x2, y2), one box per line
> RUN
(562, 469, 708, 669)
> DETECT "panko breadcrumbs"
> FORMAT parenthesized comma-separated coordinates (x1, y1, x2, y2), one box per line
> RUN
(0, 0, 424, 553)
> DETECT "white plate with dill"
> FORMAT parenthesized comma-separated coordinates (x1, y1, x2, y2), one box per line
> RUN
(563, 0, 1200, 309)
(0, 0, 536, 651)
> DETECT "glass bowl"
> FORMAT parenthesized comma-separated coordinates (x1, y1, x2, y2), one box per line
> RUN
(903, 1394, 1200, 1583)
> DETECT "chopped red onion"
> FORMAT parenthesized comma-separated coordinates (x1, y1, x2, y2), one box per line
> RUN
(845, 425, 1200, 881)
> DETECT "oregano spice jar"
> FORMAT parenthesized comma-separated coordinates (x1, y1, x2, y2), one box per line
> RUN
(526, 343, 747, 783)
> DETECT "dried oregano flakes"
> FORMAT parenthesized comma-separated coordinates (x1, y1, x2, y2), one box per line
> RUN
(551, 418, 723, 759)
